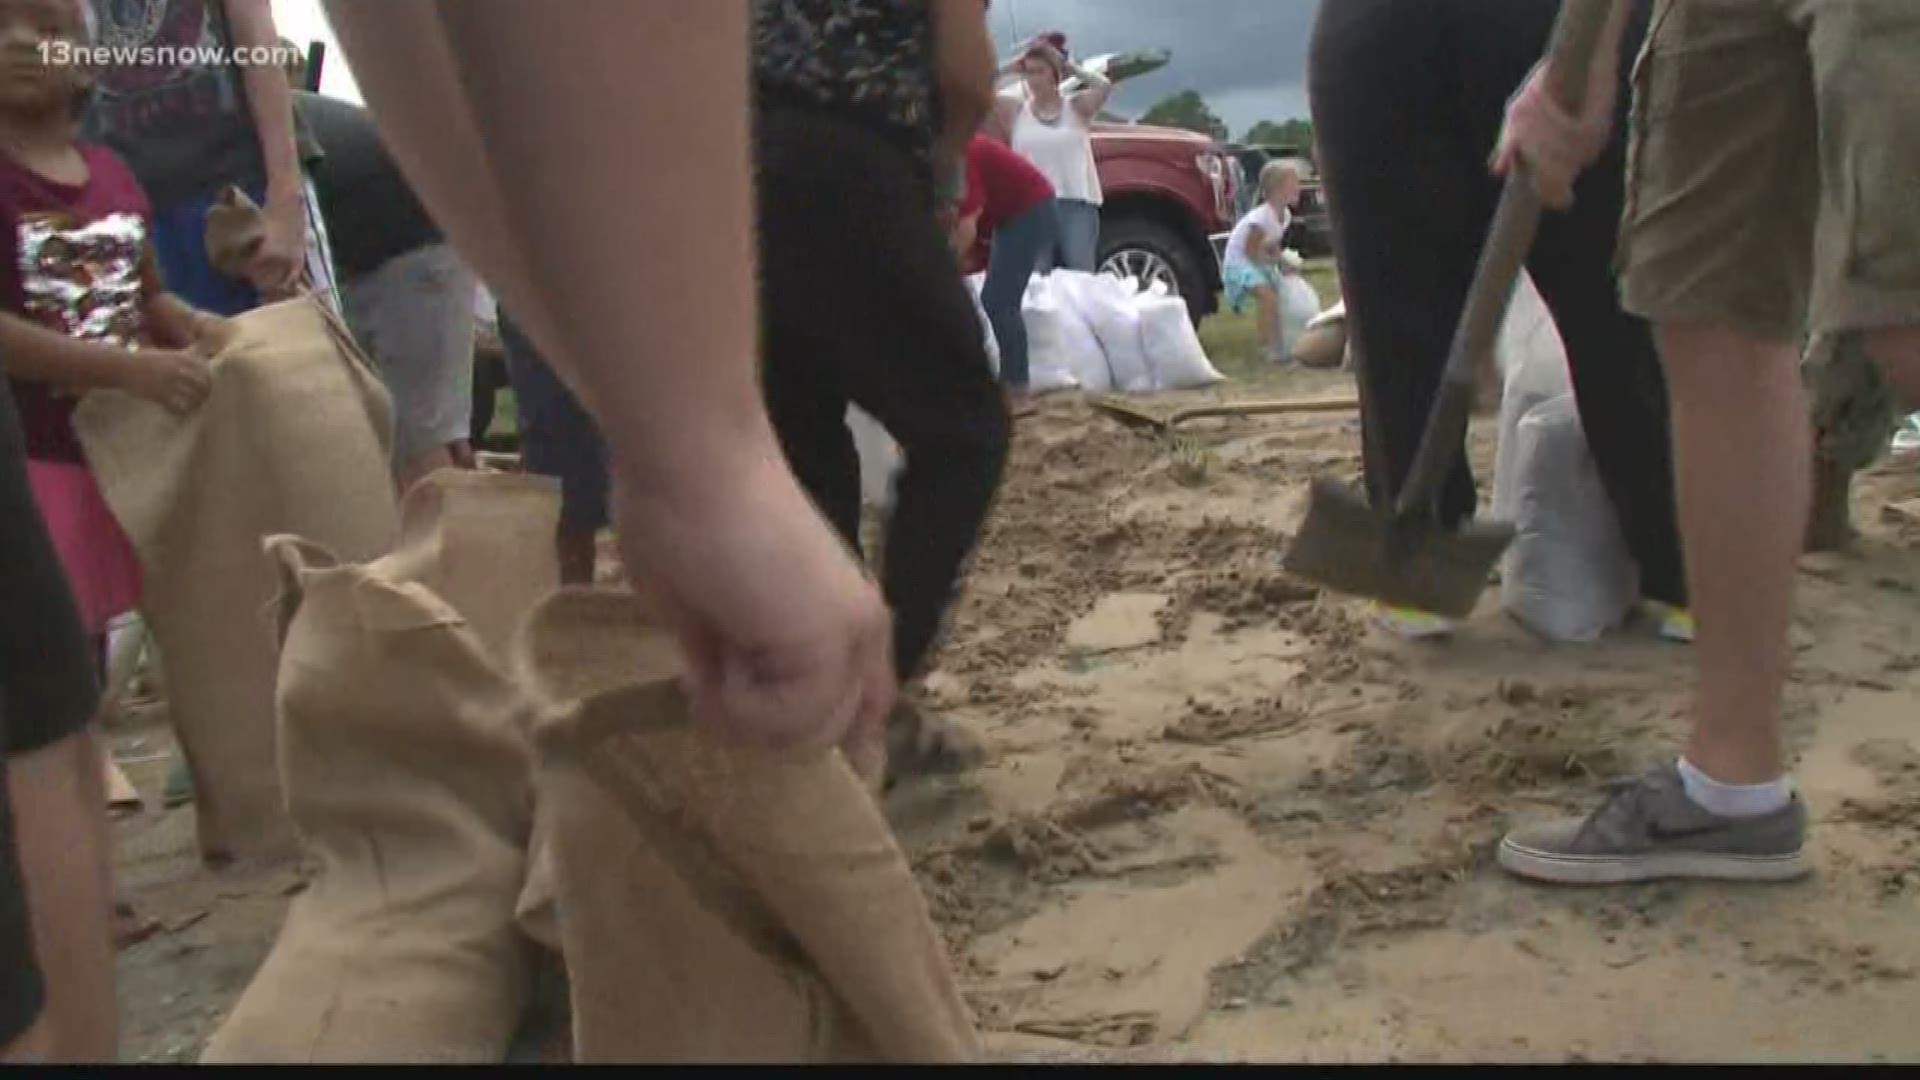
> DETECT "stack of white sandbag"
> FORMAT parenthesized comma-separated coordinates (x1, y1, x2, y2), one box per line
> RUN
(1023, 271, 1225, 394)
(1490, 272, 1637, 643)
(1022, 272, 1106, 393)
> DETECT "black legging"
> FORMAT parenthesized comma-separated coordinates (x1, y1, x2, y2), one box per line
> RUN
(756, 104, 1011, 681)
(1310, 0, 1685, 607)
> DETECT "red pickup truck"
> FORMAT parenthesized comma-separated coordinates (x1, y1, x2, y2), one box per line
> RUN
(1091, 120, 1239, 324)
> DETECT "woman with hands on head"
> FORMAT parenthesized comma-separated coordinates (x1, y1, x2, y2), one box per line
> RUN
(989, 31, 1109, 272)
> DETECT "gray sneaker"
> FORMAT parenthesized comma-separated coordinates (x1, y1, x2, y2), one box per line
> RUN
(1499, 763, 1809, 885)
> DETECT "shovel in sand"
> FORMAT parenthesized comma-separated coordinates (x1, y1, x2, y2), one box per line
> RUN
(1284, 0, 1616, 620)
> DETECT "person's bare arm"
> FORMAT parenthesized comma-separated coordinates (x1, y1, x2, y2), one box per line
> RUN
(951, 209, 980, 258)
(931, 0, 996, 183)
(8, 730, 116, 1061)
(324, 0, 893, 768)
(1491, 0, 1635, 208)
(225, 0, 305, 293)
(1064, 56, 1113, 120)
(323, 0, 771, 492)
(982, 94, 1019, 144)
(0, 313, 211, 414)
(0, 313, 147, 391)
(140, 250, 221, 351)
(143, 295, 211, 351)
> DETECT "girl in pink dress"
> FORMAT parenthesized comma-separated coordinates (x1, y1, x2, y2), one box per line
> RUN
(0, 0, 224, 646)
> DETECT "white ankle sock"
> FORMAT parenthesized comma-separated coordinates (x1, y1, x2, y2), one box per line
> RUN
(1677, 757, 1793, 818)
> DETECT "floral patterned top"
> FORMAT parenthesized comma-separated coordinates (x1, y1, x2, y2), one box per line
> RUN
(752, 0, 941, 162)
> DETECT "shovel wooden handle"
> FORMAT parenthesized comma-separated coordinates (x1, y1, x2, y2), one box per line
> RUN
(1091, 394, 1358, 432)
(1393, 0, 1618, 521)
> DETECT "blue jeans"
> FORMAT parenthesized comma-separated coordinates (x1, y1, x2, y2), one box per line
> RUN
(982, 200, 1059, 389)
(498, 313, 611, 534)
(1043, 198, 1101, 273)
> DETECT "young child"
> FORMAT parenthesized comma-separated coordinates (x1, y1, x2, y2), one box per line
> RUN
(1222, 158, 1303, 364)
(0, 0, 222, 654)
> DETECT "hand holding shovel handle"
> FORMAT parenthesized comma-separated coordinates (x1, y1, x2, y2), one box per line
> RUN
(1393, 0, 1620, 534)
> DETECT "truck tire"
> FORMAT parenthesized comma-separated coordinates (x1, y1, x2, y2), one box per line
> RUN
(1097, 216, 1210, 326)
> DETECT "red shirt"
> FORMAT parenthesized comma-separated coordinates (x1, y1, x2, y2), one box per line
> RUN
(961, 134, 1054, 238)
(0, 144, 154, 463)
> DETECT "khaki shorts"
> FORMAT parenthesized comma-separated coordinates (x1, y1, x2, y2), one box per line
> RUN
(1618, 0, 1920, 341)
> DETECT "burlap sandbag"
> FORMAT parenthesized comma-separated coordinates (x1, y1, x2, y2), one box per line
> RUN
(202, 533, 542, 1061)
(75, 296, 399, 864)
(516, 588, 978, 1063)
(1293, 319, 1347, 370)
(380, 469, 563, 657)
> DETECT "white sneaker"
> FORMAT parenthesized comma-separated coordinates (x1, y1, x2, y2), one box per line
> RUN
(1642, 600, 1695, 644)
(1371, 602, 1459, 640)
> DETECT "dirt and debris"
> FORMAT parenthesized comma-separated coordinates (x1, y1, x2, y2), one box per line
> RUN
(110, 376, 1920, 1063)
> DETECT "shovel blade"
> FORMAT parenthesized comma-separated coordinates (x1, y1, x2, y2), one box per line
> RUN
(1284, 477, 1514, 620)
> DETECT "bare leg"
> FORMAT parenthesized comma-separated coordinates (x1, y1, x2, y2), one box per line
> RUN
(1660, 324, 1807, 784)
(8, 728, 117, 1061)
(1251, 284, 1280, 360)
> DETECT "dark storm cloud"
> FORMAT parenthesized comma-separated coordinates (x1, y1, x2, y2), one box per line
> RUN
(990, 0, 1321, 137)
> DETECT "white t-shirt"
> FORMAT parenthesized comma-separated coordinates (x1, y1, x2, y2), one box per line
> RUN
(1006, 92, 1103, 205)
(1224, 203, 1292, 270)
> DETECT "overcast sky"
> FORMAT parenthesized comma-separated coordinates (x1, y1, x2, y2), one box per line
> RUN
(273, 0, 1319, 139)
(990, 0, 1318, 135)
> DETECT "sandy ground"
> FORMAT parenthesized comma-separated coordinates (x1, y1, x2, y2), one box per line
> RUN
(107, 368, 1920, 1063)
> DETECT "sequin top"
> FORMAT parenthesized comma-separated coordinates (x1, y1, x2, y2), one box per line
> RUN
(753, 0, 942, 161)
(0, 145, 154, 463)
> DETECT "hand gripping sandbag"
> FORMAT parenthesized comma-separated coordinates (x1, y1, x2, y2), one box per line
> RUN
(515, 588, 978, 1063)
(74, 296, 399, 865)
(201, 531, 539, 1063)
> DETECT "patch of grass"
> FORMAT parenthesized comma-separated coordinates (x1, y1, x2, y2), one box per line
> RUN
(1198, 258, 1341, 380)
(1196, 258, 1351, 400)
(1168, 433, 1216, 487)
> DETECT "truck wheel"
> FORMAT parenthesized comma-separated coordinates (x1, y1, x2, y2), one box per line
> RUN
(1098, 217, 1208, 326)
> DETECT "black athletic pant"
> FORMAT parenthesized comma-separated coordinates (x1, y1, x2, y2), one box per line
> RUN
(756, 104, 1011, 681)
(0, 380, 100, 1047)
(1310, 0, 1686, 607)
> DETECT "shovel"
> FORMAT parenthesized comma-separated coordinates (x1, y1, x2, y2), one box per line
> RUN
(1283, 0, 1616, 619)
(1090, 393, 1358, 434)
